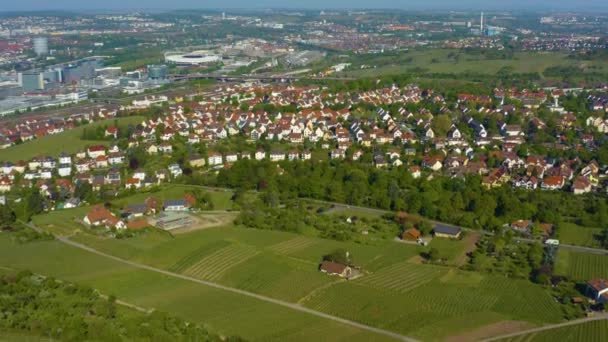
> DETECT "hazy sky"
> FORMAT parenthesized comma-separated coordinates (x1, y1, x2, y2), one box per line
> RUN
(1, 0, 607, 12)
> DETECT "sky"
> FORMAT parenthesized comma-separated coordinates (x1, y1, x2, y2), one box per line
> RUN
(1, 0, 608, 12)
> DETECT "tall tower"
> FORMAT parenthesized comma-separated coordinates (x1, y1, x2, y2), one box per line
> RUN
(33, 37, 48, 56)
(480, 12, 484, 36)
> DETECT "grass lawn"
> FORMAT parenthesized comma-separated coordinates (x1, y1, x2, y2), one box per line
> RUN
(112, 185, 234, 211)
(554, 249, 608, 282)
(557, 222, 603, 248)
(31, 206, 91, 236)
(496, 319, 608, 342)
(0, 235, 395, 342)
(0, 332, 53, 342)
(0, 116, 144, 162)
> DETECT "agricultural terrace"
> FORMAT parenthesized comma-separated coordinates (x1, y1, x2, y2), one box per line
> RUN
(0, 116, 144, 163)
(554, 249, 608, 282)
(58, 225, 566, 340)
(0, 235, 396, 342)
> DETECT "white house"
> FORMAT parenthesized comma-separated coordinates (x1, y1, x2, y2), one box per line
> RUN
(133, 170, 147, 181)
(59, 153, 72, 165)
(255, 150, 266, 161)
(208, 153, 223, 166)
(58, 164, 72, 177)
(225, 153, 238, 163)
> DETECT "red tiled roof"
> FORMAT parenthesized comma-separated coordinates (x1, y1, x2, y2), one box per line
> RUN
(320, 261, 348, 275)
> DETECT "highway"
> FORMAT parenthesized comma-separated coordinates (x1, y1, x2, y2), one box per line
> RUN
(169, 73, 355, 82)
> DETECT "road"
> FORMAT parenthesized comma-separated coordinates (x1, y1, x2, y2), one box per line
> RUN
(482, 313, 608, 341)
(519, 237, 608, 255)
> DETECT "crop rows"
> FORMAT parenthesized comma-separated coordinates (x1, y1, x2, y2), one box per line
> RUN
(268, 237, 318, 255)
(168, 241, 230, 273)
(563, 252, 608, 281)
(500, 319, 608, 342)
(482, 276, 563, 323)
(355, 262, 444, 293)
(183, 244, 259, 282)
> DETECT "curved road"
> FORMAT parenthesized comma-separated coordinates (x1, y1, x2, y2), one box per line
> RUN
(482, 313, 608, 341)
(55, 236, 418, 342)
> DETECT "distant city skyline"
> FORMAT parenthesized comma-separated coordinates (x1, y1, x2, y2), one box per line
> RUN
(1, 0, 608, 12)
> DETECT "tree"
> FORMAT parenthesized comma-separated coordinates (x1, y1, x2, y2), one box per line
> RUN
(0, 205, 16, 227)
(528, 243, 544, 270)
(431, 114, 452, 137)
(323, 248, 351, 265)
(423, 248, 441, 262)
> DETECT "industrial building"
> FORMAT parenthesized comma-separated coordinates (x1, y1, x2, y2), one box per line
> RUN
(147, 64, 168, 79)
(153, 212, 193, 231)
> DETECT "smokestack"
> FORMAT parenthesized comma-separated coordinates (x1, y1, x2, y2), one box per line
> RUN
(480, 12, 484, 36)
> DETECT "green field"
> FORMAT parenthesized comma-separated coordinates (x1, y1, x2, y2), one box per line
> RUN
(36, 223, 569, 341)
(496, 319, 608, 342)
(110, 184, 235, 211)
(338, 49, 608, 79)
(0, 235, 395, 342)
(304, 269, 562, 340)
(554, 250, 608, 281)
(557, 223, 603, 248)
(0, 116, 144, 162)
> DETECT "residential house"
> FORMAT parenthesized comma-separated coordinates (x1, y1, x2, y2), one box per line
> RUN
(433, 225, 462, 239)
(541, 176, 565, 190)
(0, 177, 12, 192)
(270, 151, 285, 162)
(168, 164, 182, 178)
(586, 279, 608, 303)
(255, 150, 266, 161)
(331, 149, 345, 160)
(208, 152, 223, 166)
(189, 155, 206, 168)
(400, 228, 421, 241)
(409, 166, 421, 179)
(57, 164, 72, 177)
(225, 153, 238, 163)
(87, 145, 106, 158)
(572, 176, 592, 195)
(319, 261, 352, 278)
(163, 199, 190, 211)
(83, 205, 125, 230)
(125, 177, 142, 189)
(422, 155, 443, 171)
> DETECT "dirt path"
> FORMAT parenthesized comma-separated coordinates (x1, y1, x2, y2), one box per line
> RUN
(169, 212, 237, 234)
(54, 235, 418, 342)
(446, 320, 533, 342)
(297, 279, 344, 305)
(482, 314, 608, 341)
(454, 232, 481, 266)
